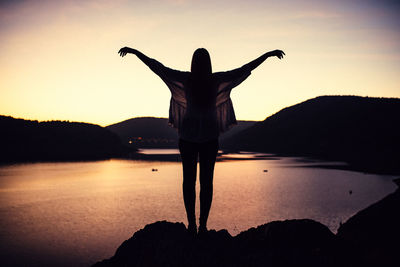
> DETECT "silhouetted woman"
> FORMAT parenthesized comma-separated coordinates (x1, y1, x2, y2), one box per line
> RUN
(118, 47, 285, 235)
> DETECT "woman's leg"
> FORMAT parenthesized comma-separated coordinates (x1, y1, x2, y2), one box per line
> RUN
(198, 139, 218, 231)
(178, 139, 198, 229)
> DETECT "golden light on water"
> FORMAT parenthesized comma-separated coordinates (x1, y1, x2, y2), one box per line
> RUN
(0, 158, 397, 266)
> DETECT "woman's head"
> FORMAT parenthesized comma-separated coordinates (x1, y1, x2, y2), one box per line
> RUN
(191, 48, 212, 76)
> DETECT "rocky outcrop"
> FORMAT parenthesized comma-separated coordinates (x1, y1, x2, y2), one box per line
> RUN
(93, 180, 400, 267)
(93, 219, 336, 267)
(234, 219, 338, 267)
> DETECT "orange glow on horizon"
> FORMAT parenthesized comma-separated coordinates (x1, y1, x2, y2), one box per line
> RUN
(0, 0, 399, 126)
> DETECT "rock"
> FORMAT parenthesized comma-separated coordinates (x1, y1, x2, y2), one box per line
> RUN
(337, 187, 400, 267)
(93, 181, 400, 267)
(93, 220, 337, 267)
(93, 221, 234, 267)
(234, 219, 337, 267)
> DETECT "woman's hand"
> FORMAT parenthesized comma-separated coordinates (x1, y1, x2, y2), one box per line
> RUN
(118, 47, 135, 57)
(268, 50, 285, 59)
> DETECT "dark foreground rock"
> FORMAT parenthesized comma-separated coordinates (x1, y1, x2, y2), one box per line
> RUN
(93, 181, 400, 267)
(93, 219, 336, 267)
(337, 179, 400, 267)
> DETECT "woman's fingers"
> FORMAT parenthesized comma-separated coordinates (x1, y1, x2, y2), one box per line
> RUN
(276, 50, 285, 59)
(118, 49, 127, 57)
(118, 47, 129, 57)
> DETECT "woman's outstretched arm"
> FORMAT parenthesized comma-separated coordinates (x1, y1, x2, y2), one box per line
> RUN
(243, 49, 285, 72)
(118, 46, 188, 84)
(118, 47, 162, 73)
(214, 49, 285, 94)
(118, 46, 188, 100)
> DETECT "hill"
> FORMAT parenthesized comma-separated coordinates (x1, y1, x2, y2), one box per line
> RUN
(0, 115, 130, 162)
(106, 117, 256, 148)
(224, 96, 400, 174)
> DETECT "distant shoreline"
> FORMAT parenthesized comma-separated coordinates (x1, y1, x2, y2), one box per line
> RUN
(2, 95, 399, 175)
(1, 150, 398, 176)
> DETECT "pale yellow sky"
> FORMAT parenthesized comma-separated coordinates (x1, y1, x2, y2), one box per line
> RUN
(1, 0, 399, 126)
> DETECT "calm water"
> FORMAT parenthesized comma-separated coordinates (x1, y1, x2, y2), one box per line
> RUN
(0, 152, 397, 266)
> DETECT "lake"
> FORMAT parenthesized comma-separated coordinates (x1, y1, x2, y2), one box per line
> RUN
(0, 150, 397, 267)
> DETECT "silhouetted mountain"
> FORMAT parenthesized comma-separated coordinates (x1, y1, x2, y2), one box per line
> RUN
(224, 96, 400, 174)
(0, 115, 131, 162)
(93, 180, 400, 267)
(106, 117, 256, 148)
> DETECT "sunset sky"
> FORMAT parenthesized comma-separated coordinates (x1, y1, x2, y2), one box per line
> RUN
(1, 0, 399, 126)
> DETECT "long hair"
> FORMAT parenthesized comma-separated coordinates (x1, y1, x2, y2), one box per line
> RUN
(187, 48, 215, 108)
(191, 48, 212, 76)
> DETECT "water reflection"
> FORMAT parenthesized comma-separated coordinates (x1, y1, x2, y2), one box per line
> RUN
(0, 155, 397, 267)
(139, 149, 180, 155)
